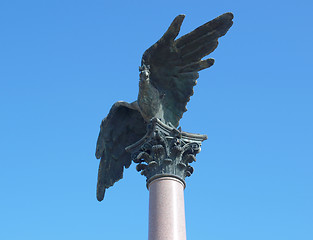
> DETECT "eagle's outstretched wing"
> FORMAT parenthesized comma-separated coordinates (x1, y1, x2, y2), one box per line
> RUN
(95, 101, 146, 201)
(142, 13, 233, 127)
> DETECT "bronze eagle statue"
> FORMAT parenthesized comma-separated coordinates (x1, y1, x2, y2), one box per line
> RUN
(95, 13, 233, 201)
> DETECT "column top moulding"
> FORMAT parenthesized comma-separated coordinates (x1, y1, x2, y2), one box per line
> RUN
(126, 118, 207, 188)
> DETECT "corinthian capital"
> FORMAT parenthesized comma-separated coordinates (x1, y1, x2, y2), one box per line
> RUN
(126, 118, 207, 187)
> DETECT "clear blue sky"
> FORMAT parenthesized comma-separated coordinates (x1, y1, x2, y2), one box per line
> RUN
(1, 0, 312, 239)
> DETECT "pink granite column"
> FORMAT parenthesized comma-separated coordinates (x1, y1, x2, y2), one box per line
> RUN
(148, 176, 186, 240)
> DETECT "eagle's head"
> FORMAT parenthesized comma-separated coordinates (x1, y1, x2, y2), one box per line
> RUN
(139, 64, 150, 82)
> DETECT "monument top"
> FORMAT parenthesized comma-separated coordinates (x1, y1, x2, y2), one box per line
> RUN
(95, 13, 233, 201)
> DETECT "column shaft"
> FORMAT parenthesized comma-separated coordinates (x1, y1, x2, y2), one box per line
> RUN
(148, 177, 186, 240)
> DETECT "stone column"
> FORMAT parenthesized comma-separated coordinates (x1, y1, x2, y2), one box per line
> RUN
(126, 118, 207, 240)
(148, 177, 186, 240)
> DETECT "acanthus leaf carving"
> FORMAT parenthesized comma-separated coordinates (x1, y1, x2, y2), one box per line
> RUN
(125, 118, 207, 187)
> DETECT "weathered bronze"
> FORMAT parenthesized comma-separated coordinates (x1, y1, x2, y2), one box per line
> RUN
(95, 13, 233, 201)
(125, 118, 207, 188)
